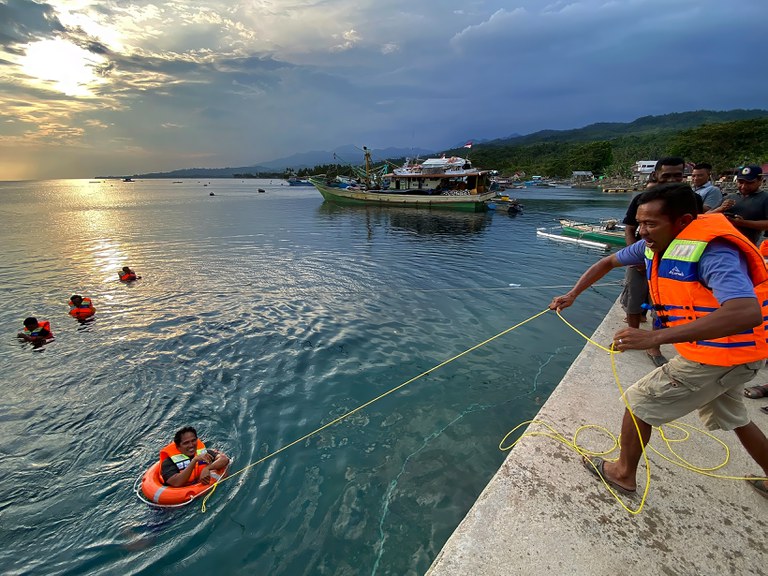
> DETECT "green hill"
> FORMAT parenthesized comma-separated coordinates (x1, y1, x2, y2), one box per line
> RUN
(443, 109, 768, 178)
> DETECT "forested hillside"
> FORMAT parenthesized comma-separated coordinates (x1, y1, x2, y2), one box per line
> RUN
(450, 112, 768, 178)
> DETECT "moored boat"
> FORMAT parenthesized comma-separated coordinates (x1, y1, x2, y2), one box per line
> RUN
(310, 149, 495, 212)
(287, 177, 313, 186)
(559, 219, 626, 246)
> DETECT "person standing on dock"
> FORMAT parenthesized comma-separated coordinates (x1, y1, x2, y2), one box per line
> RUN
(711, 165, 768, 247)
(691, 162, 723, 211)
(619, 157, 688, 367)
(551, 182, 768, 499)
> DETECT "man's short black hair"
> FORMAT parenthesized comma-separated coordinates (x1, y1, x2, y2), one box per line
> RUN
(636, 182, 700, 220)
(693, 162, 712, 171)
(23, 317, 38, 328)
(655, 157, 685, 171)
(174, 426, 198, 445)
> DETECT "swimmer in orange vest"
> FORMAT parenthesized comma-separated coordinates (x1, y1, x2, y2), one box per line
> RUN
(68, 295, 96, 319)
(119, 266, 141, 282)
(17, 317, 53, 345)
(160, 426, 230, 487)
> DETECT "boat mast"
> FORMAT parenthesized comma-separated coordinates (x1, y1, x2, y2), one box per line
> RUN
(363, 146, 372, 188)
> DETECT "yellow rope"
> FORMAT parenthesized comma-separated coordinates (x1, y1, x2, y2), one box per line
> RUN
(201, 307, 551, 510)
(198, 305, 767, 513)
(500, 310, 767, 514)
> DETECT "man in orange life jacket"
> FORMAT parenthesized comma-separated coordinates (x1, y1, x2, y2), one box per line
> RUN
(160, 426, 230, 487)
(550, 183, 768, 499)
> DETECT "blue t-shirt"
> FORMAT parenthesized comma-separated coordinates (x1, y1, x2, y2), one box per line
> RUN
(615, 239, 756, 304)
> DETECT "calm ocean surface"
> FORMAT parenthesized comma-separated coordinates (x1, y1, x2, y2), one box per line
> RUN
(1, 179, 631, 575)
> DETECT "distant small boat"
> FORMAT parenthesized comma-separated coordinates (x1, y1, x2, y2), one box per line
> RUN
(287, 177, 313, 186)
(258, 188, 266, 193)
(209, 192, 215, 196)
(173, 181, 183, 184)
(122, 177, 134, 182)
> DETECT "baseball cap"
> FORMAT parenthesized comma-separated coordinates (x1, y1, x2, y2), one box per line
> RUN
(737, 165, 763, 182)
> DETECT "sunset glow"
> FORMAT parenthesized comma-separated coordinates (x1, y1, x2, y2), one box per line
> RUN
(20, 38, 107, 97)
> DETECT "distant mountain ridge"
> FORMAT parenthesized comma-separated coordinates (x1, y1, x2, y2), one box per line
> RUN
(128, 145, 435, 179)
(257, 145, 435, 170)
(125, 109, 768, 178)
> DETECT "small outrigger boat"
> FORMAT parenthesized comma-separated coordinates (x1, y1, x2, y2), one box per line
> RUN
(310, 148, 495, 212)
(558, 219, 626, 247)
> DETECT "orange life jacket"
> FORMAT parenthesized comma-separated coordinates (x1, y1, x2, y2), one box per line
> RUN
(159, 439, 208, 484)
(68, 297, 95, 318)
(24, 320, 53, 339)
(645, 213, 768, 366)
(760, 241, 768, 259)
(120, 272, 137, 282)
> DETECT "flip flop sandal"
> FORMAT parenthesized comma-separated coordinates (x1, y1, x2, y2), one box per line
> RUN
(646, 352, 668, 368)
(582, 456, 636, 495)
(744, 385, 768, 399)
(745, 475, 768, 499)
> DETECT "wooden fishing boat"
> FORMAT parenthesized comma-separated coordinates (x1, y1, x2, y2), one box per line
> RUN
(310, 149, 495, 212)
(559, 219, 626, 247)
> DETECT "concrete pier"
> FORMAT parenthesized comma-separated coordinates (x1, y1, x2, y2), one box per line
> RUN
(427, 299, 768, 576)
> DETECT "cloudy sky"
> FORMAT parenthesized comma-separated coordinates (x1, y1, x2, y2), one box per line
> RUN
(0, 0, 764, 180)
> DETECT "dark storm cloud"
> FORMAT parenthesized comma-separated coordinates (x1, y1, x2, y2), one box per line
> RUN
(0, 0, 64, 47)
(2, 0, 766, 180)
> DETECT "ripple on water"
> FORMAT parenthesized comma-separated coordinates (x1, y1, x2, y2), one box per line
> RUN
(0, 180, 627, 574)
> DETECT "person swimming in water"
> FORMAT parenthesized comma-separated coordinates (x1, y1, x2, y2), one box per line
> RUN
(119, 266, 141, 282)
(160, 426, 230, 487)
(68, 295, 96, 319)
(17, 317, 53, 345)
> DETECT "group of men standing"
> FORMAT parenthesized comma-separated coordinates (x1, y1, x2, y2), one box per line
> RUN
(550, 158, 768, 500)
(621, 159, 768, 369)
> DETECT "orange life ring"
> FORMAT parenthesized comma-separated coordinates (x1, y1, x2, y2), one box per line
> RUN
(140, 461, 228, 506)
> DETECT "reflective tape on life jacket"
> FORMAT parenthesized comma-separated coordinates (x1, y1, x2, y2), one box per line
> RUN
(645, 213, 768, 366)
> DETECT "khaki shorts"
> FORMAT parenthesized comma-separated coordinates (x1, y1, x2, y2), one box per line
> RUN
(620, 266, 649, 315)
(623, 355, 765, 430)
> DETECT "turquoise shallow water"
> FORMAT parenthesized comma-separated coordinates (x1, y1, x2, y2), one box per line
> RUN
(0, 179, 630, 575)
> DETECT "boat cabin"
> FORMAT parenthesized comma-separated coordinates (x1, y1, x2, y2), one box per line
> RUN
(383, 156, 490, 195)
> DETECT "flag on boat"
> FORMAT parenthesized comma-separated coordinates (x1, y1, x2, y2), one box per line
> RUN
(463, 141, 473, 149)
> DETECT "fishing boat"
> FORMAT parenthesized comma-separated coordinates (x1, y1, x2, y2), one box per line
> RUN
(559, 219, 626, 247)
(310, 149, 495, 212)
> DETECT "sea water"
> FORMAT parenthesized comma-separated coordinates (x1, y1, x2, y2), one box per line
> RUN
(0, 179, 631, 575)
